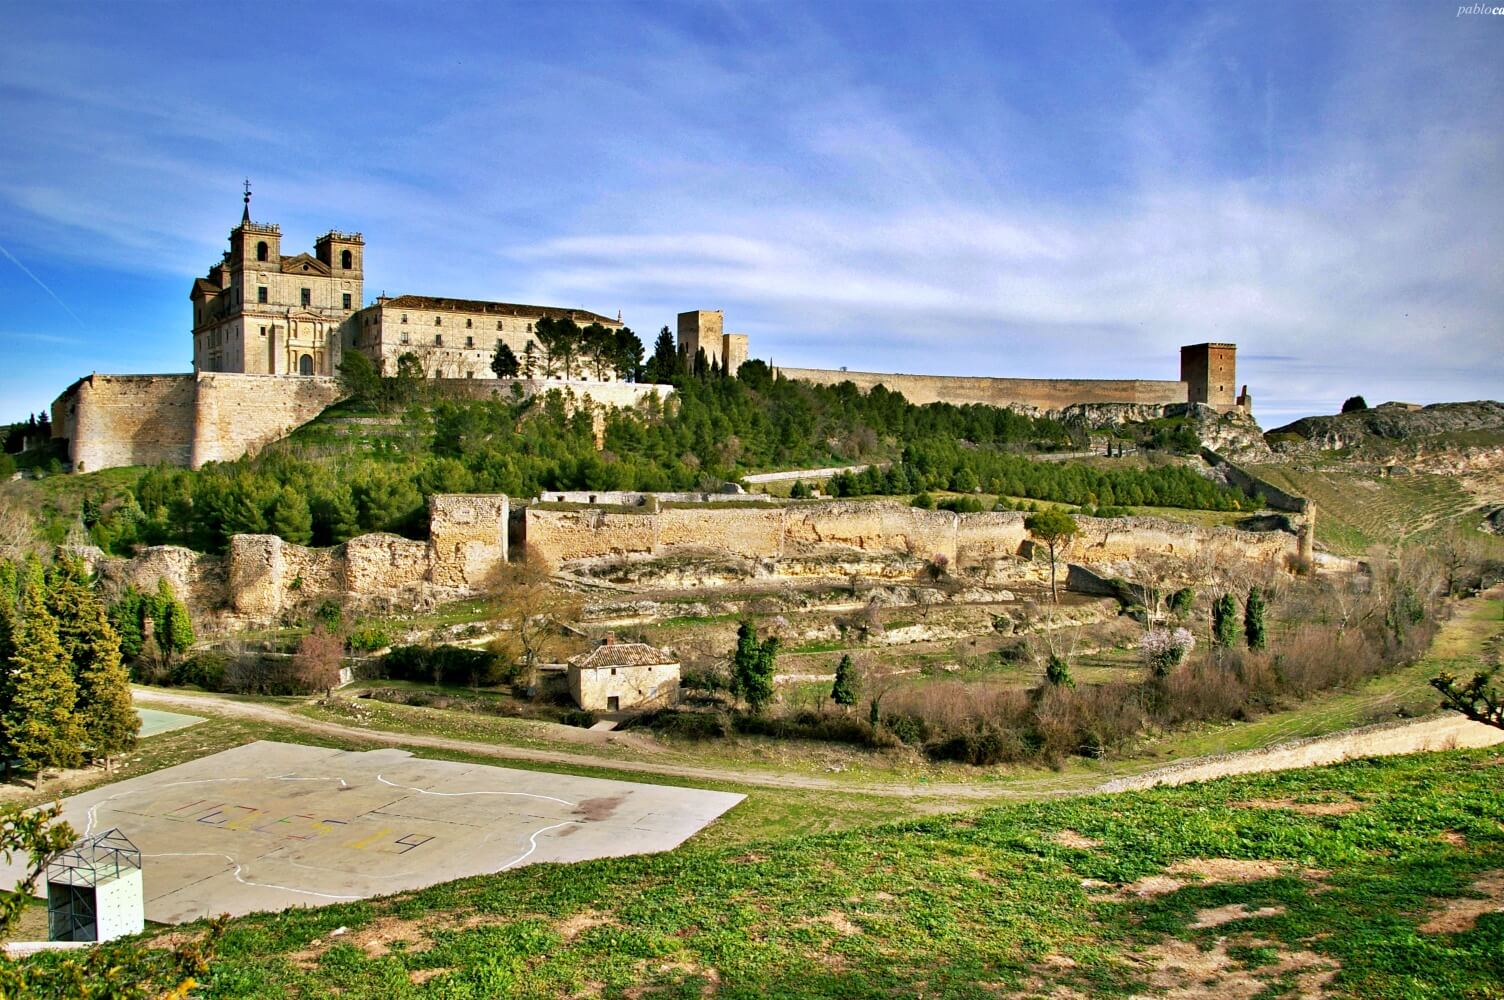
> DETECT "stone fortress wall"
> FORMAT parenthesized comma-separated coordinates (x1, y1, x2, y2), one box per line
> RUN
(52, 373, 344, 473)
(97, 496, 1299, 624)
(773, 368, 1191, 411)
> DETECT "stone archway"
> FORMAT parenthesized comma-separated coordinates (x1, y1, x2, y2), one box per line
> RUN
(299, 354, 313, 376)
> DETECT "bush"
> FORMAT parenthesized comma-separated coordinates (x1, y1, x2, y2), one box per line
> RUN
(637, 709, 731, 740)
(375, 644, 514, 688)
(911, 492, 936, 510)
(167, 652, 228, 692)
(345, 623, 396, 653)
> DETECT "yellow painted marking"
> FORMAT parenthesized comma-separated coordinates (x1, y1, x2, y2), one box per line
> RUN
(347, 827, 395, 850)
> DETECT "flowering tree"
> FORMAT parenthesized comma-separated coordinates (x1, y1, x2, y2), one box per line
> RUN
(1140, 627, 1196, 678)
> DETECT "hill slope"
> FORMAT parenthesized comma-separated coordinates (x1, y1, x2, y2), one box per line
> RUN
(49, 747, 1502, 999)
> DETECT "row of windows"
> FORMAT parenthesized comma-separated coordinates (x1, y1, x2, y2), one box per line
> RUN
(252, 287, 353, 310)
(397, 313, 531, 333)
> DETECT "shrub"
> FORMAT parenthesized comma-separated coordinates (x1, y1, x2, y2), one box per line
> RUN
(376, 644, 513, 688)
(345, 623, 396, 653)
(911, 492, 935, 509)
(167, 652, 228, 692)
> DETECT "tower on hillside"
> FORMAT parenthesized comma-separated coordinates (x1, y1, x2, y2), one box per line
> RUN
(1180, 343, 1238, 412)
(677, 310, 724, 368)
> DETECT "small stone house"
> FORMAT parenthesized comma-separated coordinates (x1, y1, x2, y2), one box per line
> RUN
(567, 635, 680, 712)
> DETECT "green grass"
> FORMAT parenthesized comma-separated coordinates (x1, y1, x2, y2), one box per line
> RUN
(69, 746, 1504, 999)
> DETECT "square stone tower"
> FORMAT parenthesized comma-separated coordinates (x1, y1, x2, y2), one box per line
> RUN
(721, 333, 748, 375)
(677, 310, 724, 367)
(1180, 343, 1237, 411)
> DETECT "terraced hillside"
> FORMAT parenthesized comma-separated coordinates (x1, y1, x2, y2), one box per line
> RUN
(1246, 464, 1502, 555)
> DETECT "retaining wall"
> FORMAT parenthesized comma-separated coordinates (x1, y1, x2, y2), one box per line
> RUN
(778, 368, 1189, 410)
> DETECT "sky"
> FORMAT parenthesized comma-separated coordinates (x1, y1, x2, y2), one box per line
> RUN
(0, 0, 1500, 427)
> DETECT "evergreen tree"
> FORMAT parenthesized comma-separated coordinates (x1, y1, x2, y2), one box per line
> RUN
(1025, 509, 1079, 603)
(1245, 586, 1268, 651)
(831, 653, 858, 707)
(108, 585, 147, 662)
(490, 340, 521, 379)
(270, 486, 313, 545)
(1212, 591, 1240, 648)
(645, 327, 678, 383)
(2, 582, 83, 786)
(48, 561, 137, 772)
(1045, 654, 1074, 688)
(154, 579, 195, 663)
(730, 621, 776, 714)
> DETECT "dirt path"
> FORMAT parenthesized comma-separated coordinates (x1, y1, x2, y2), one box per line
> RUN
(133, 684, 1502, 805)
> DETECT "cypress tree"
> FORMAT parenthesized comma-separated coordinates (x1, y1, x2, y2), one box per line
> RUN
(831, 654, 858, 707)
(154, 579, 195, 663)
(1245, 586, 1268, 651)
(1212, 591, 1240, 648)
(2, 582, 83, 786)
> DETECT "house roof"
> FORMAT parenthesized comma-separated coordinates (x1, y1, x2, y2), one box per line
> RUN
(280, 253, 331, 276)
(569, 641, 677, 670)
(379, 294, 619, 326)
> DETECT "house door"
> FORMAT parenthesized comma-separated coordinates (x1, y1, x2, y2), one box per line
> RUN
(299, 353, 314, 375)
(607, 696, 620, 712)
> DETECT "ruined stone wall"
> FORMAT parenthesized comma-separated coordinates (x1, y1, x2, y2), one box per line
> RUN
(658, 506, 786, 557)
(428, 494, 509, 587)
(524, 509, 659, 565)
(344, 533, 430, 593)
(777, 368, 1189, 410)
(433, 378, 671, 410)
(525, 500, 1298, 578)
(190, 373, 344, 468)
(61, 375, 198, 472)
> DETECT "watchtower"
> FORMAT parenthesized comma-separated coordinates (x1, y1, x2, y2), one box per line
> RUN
(1180, 343, 1238, 412)
(677, 310, 724, 368)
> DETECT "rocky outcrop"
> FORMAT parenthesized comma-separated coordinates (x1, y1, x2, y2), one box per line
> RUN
(1266, 401, 1504, 457)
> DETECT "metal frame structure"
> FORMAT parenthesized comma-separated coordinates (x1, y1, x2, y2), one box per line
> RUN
(46, 829, 141, 943)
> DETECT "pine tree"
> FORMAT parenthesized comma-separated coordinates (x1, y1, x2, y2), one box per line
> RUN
(1212, 591, 1240, 648)
(1244, 586, 1268, 651)
(831, 654, 858, 707)
(490, 340, 520, 379)
(270, 486, 313, 545)
(2, 582, 83, 786)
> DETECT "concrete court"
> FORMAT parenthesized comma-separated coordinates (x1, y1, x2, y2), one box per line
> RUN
(136, 707, 205, 738)
(0, 741, 743, 923)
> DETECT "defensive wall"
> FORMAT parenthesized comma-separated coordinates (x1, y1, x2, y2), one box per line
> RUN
(51, 373, 672, 474)
(92, 497, 1300, 624)
(775, 368, 1190, 411)
(52, 372, 343, 472)
(524, 501, 1297, 577)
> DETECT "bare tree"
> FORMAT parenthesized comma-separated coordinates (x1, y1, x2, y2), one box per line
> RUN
(292, 625, 345, 697)
(485, 547, 583, 693)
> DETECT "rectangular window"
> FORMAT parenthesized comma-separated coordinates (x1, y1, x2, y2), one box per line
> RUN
(257, 286, 268, 304)
(466, 371, 474, 379)
(466, 336, 474, 348)
(400, 332, 409, 345)
(342, 293, 352, 309)
(435, 334, 443, 346)
(465, 318, 473, 328)
(401, 313, 408, 324)
(435, 316, 442, 325)
(301, 287, 311, 307)
(496, 321, 503, 330)
(259, 326, 267, 337)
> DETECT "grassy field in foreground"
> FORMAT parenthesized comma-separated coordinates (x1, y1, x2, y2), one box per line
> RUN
(21, 746, 1498, 999)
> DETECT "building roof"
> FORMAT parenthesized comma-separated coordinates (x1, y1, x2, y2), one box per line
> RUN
(569, 641, 677, 670)
(379, 294, 619, 326)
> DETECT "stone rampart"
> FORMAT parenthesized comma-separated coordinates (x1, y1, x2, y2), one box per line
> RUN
(58, 375, 198, 472)
(777, 367, 1189, 410)
(524, 500, 1298, 577)
(433, 378, 671, 410)
(191, 373, 344, 467)
(428, 494, 510, 587)
(344, 533, 430, 593)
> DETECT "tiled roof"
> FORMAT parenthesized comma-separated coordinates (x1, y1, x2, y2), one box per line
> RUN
(381, 294, 619, 326)
(569, 642, 677, 670)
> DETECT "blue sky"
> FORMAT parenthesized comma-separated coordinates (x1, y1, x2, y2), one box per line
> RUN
(1, 0, 1499, 425)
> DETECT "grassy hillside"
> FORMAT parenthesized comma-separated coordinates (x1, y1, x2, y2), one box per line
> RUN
(1247, 464, 1502, 556)
(35, 746, 1499, 999)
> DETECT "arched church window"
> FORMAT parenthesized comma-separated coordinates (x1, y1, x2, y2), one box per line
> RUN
(299, 354, 313, 376)
(256, 241, 269, 262)
(341, 249, 352, 269)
